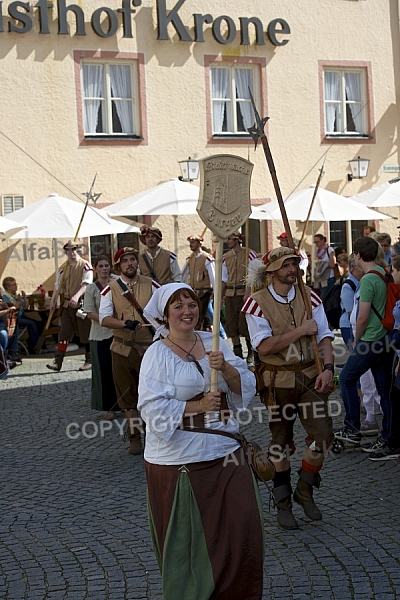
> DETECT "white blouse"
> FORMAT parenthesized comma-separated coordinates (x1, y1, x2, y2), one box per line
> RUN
(138, 332, 256, 465)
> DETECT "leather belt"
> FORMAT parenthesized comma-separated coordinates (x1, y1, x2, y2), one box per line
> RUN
(114, 336, 145, 348)
(262, 361, 314, 372)
(225, 285, 245, 290)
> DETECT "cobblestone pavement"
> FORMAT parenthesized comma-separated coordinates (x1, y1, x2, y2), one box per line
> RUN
(0, 345, 399, 600)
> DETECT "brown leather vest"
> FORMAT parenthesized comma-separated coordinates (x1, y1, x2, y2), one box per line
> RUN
(109, 276, 153, 347)
(60, 258, 91, 307)
(188, 252, 212, 290)
(138, 248, 171, 285)
(252, 286, 318, 388)
(223, 248, 249, 296)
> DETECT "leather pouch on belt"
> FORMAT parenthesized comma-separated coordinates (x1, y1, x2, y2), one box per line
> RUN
(110, 340, 131, 358)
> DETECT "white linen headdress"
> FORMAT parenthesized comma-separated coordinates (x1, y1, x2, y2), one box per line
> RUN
(143, 282, 194, 339)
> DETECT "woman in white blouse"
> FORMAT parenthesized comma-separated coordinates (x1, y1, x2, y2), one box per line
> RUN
(83, 255, 118, 419)
(138, 283, 263, 600)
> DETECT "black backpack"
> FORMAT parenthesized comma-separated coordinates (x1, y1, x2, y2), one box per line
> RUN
(323, 279, 356, 330)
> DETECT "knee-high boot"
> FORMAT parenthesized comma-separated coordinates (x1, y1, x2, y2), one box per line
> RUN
(272, 468, 298, 530)
(293, 467, 322, 521)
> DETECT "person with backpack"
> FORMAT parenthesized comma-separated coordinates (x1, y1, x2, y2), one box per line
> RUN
(336, 237, 394, 454)
(367, 254, 400, 460)
(339, 254, 363, 349)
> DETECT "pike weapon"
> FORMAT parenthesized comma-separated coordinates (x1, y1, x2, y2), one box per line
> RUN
(248, 92, 323, 374)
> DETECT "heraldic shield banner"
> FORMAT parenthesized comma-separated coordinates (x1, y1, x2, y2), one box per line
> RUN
(197, 154, 253, 239)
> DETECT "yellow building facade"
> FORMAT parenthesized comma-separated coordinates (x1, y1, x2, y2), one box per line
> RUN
(0, 0, 399, 291)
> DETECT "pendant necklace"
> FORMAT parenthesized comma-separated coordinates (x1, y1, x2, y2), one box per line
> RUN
(167, 334, 198, 362)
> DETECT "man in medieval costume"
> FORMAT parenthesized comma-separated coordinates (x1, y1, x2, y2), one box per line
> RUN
(47, 241, 93, 372)
(99, 247, 159, 455)
(138, 226, 181, 285)
(243, 247, 334, 530)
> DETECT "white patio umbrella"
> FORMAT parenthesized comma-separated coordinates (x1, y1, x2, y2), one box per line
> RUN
(9, 193, 140, 239)
(250, 185, 390, 222)
(104, 178, 200, 253)
(8, 193, 140, 271)
(0, 215, 27, 239)
(250, 185, 390, 274)
(105, 178, 199, 217)
(349, 180, 400, 207)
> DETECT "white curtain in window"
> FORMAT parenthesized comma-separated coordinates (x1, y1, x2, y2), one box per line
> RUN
(82, 64, 103, 134)
(212, 68, 229, 132)
(325, 71, 340, 132)
(344, 72, 362, 132)
(235, 68, 253, 130)
(110, 65, 133, 134)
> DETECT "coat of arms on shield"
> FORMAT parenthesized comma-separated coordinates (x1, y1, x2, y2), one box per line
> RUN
(197, 154, 253, 239)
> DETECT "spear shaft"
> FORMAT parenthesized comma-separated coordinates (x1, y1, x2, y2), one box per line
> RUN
(248, 94, 323, 374)
(298, 165, 325, 251)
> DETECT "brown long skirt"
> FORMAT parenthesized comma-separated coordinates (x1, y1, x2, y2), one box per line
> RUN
(145, 449, 264, 600)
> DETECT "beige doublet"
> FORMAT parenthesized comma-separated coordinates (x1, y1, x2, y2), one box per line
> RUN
(252, 286, 318, 389)
(187, 252, 212, 290)
(138, 249, 171, 284)
(223, 248, 248, 297)
(59, 258, 91, 308)
(108, 276, 153, 349)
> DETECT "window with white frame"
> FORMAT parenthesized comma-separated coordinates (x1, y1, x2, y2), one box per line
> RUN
(211, 65, 258, 135)
(2, 195, 24, 215)
(81, 62, 139, 137)
(324, 68, 368, 136)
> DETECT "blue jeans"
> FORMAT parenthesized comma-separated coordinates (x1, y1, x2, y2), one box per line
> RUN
(7, 324, 19, 353)
(0, 321, 8, 351)
(340, 327, 354, 351)
(18, 316, 39, 350)
(339, 335, 393, 439)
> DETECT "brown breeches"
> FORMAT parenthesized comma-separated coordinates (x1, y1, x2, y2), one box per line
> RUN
(224, 295, 249, 339)
(268, 373, 334, 460)
(58, 306, 91, 345)
(111, 348, 143, 410)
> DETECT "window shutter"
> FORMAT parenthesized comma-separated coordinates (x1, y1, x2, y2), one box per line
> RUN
(2, 195, 24, 215)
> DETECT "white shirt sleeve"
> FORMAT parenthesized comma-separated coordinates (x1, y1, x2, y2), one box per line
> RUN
(313, 302, 334, 343)
(221, 262, 228, 283)
(181, 258, 190, 281)
(82, 268, 93, 285)
(206, 258, 216, 288)
(170, 257, 182, 283)
(246, 313, 272, 351)
(99, 289, 114, 325)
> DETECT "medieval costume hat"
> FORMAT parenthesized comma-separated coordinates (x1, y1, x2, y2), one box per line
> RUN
(113, 247, 138, 265)
(246, 247, 300, 292)
(263, 247, 300, 272)
(228, 231, 243, 241)
(187, 234, 204, 242)
(139, 226, 163, 244)
(277, 231, 300, 249)
(63, 240, 81, 251)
